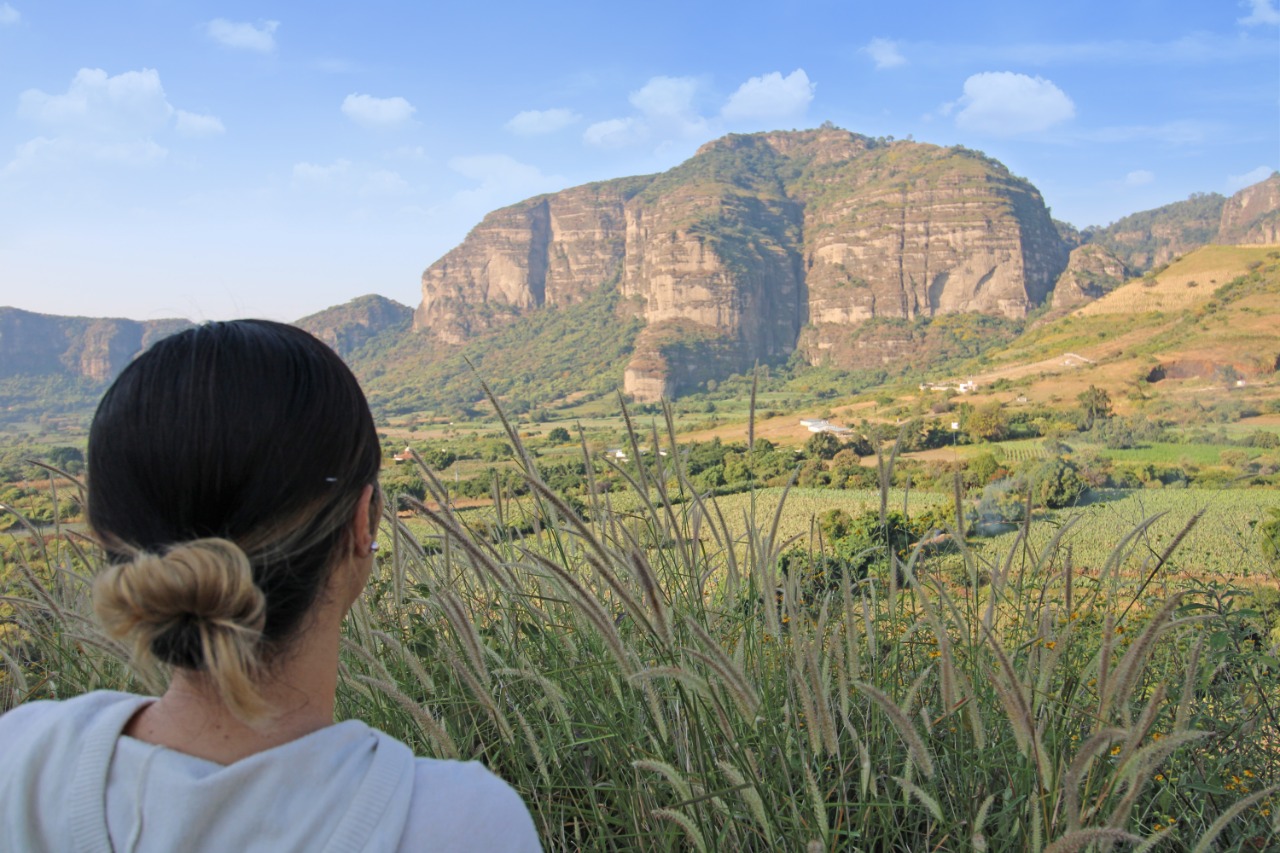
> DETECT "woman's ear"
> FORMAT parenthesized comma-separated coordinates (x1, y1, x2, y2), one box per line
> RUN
(333, 484, 378, 609)
(351, 484, 376, 555)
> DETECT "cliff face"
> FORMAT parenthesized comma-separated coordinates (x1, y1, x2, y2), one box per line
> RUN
(414, 181, 645, 344)
(415, 129, 1071, 400)
(1219, 173, 1280, 245)
(0, 308, 190, 382)
(790, 138, 1067, 367)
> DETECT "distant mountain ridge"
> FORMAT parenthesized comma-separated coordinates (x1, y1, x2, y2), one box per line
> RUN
(411, 128, 1277, 400)
(1076, 173, 1280, 272)
(0, 308, 191, 382)
(1, 130, 1276, 418)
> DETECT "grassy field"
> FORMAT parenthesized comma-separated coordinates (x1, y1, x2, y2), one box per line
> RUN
(5, 425, 1278, 852)
(1100, 443, 1249, 467)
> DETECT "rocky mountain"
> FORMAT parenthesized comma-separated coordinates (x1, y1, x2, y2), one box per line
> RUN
(296, 294, 413, 358)
(415, 129, 1071, 400)
(0, 308, 190, 382)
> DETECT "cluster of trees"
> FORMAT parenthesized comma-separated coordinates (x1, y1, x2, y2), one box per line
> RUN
(777, 505, 956, 607)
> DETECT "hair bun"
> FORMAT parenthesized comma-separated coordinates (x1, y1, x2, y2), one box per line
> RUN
(96, 537, 264, 630)
(94, 537, 269, 719)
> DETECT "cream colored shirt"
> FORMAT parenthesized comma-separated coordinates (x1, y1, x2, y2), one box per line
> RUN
(0, 691, 541, 852)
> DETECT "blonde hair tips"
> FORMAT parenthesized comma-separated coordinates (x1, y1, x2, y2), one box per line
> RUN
(93, 538, 269, 721)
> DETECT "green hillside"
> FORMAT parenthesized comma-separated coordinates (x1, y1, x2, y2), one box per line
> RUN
(351, 280, 644, 420)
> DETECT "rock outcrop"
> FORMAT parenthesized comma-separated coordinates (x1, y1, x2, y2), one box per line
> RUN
(1050, 244, 1130, 310)
(1219, 173, 1280, 245)
(414, 129, 1069, 400)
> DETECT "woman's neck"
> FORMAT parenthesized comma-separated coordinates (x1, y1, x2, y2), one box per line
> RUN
(124, 611, 343, 765)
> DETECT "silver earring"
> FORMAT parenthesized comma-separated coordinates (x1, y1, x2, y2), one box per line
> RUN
(369, 541, 380, 554)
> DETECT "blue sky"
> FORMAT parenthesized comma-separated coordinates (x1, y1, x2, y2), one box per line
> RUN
(1, 1, 1276, 322)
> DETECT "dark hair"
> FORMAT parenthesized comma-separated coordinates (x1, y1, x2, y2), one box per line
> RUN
(87, 320, 380, 704)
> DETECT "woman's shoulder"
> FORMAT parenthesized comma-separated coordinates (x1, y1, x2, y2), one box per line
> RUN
(0, 690, 151, 789)
(0, 691, 153, 850)
(0, 690, 149, 743)
(398, 756, 541, 852)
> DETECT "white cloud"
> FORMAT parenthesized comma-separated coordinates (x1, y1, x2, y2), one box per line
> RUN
(0, 3, 19, 25)
(862, 38, 906, 70)
(589, 69, 816, 150)
(19, 68, 173, 132)
(721, 69, 814, 122)
(6, 68, 225, 163)
(953, 72, 1075, 135)
(449, 154, 564, 210)
(583, 117, 647, 148)
(505, 108, 580, 136)
(289, 160, 413, 198)
(6, 67, 221, 172)
(341, 93, 415, 128)
(585, 75, 711, 149)
(205, 19, 279, 53)
(1239, 0, 1280, 25)
(630, 76, 700, 120)
(175, 110, 225, 137)
(3, 135, 167, 175)
(1227, 165, 1275, 189)
(1124, 170, 1155, 187)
